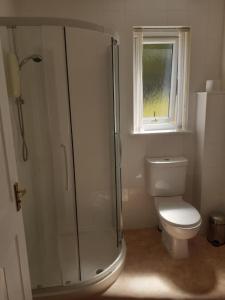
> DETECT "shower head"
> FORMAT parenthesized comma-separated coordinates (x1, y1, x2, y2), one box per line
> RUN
(32, 55, 42, 63)
(19, 54, 43, 69)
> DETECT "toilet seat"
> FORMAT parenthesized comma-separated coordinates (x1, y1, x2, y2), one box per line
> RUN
(155, 196, 201, 228)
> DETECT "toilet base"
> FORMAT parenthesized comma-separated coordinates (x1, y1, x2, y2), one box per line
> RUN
(162, 230, 189, 259)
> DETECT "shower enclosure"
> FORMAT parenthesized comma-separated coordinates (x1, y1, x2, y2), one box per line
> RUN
(1, 19, 125, 297)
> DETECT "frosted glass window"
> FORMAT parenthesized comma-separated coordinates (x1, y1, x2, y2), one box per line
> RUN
(143, 44, 173, 119)
(133, 28, 190, 132)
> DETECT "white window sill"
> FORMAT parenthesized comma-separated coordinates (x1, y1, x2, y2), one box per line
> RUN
(131, 129, 192, 135)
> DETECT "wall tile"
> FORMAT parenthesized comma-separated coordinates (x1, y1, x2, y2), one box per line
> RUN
(166, 11, 190, 26)
(166, 0, 189, 11)
(125, 0, 167, 13)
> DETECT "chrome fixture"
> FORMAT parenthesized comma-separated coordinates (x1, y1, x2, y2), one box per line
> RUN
(19, 54, 42, 69)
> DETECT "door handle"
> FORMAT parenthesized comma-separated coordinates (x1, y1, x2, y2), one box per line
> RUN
(14, 182, 26, 211)
(60, 144, 69, 191)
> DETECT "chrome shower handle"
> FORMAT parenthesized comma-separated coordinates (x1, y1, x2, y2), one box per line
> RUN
(60, 144, 69, 192)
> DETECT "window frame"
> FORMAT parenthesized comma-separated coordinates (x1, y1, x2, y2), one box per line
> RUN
(133, 27, 190, 133)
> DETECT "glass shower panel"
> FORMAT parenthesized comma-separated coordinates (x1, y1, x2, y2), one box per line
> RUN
(10, 26, 79, 288)
(65, 27, 119, 280)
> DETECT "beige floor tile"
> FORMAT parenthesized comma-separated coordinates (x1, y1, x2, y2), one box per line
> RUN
(36, 229, 225, 300)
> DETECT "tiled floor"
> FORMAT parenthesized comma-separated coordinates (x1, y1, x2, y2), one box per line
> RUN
(93, 229, 225, 300)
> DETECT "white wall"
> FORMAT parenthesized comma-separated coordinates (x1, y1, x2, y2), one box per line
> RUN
(6, 0, 225, 229)
(0, 0, 16, 16)
(195, 92, 225, 232)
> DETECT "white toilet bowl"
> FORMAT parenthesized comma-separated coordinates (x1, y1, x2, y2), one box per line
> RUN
(155, 196, 201, 259)
(146, 156, 202, 259)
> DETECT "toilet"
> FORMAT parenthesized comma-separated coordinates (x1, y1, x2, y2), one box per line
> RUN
(146, 157, 201, 259)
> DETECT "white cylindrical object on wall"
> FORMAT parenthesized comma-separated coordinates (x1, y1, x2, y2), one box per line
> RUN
(206, 79, 221, 92)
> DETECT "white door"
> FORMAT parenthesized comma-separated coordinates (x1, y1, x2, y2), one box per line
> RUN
(0, 41, 32, 300)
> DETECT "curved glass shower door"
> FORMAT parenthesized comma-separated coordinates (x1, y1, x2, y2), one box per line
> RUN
(65, 27, 122, 280)
(6, 22, 122, 289)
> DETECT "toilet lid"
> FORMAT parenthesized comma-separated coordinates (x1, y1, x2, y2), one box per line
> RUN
(155, 196, 201, 228)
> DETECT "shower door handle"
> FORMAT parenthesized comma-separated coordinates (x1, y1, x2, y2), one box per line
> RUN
(60, 144, 69, 192)
(119, 135, 122, 162)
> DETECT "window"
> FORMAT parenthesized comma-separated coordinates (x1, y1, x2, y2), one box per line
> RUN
(133, 27, 190, 133)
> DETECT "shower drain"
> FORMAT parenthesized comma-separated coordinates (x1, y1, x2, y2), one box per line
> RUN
(96, 268, 104, 274)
